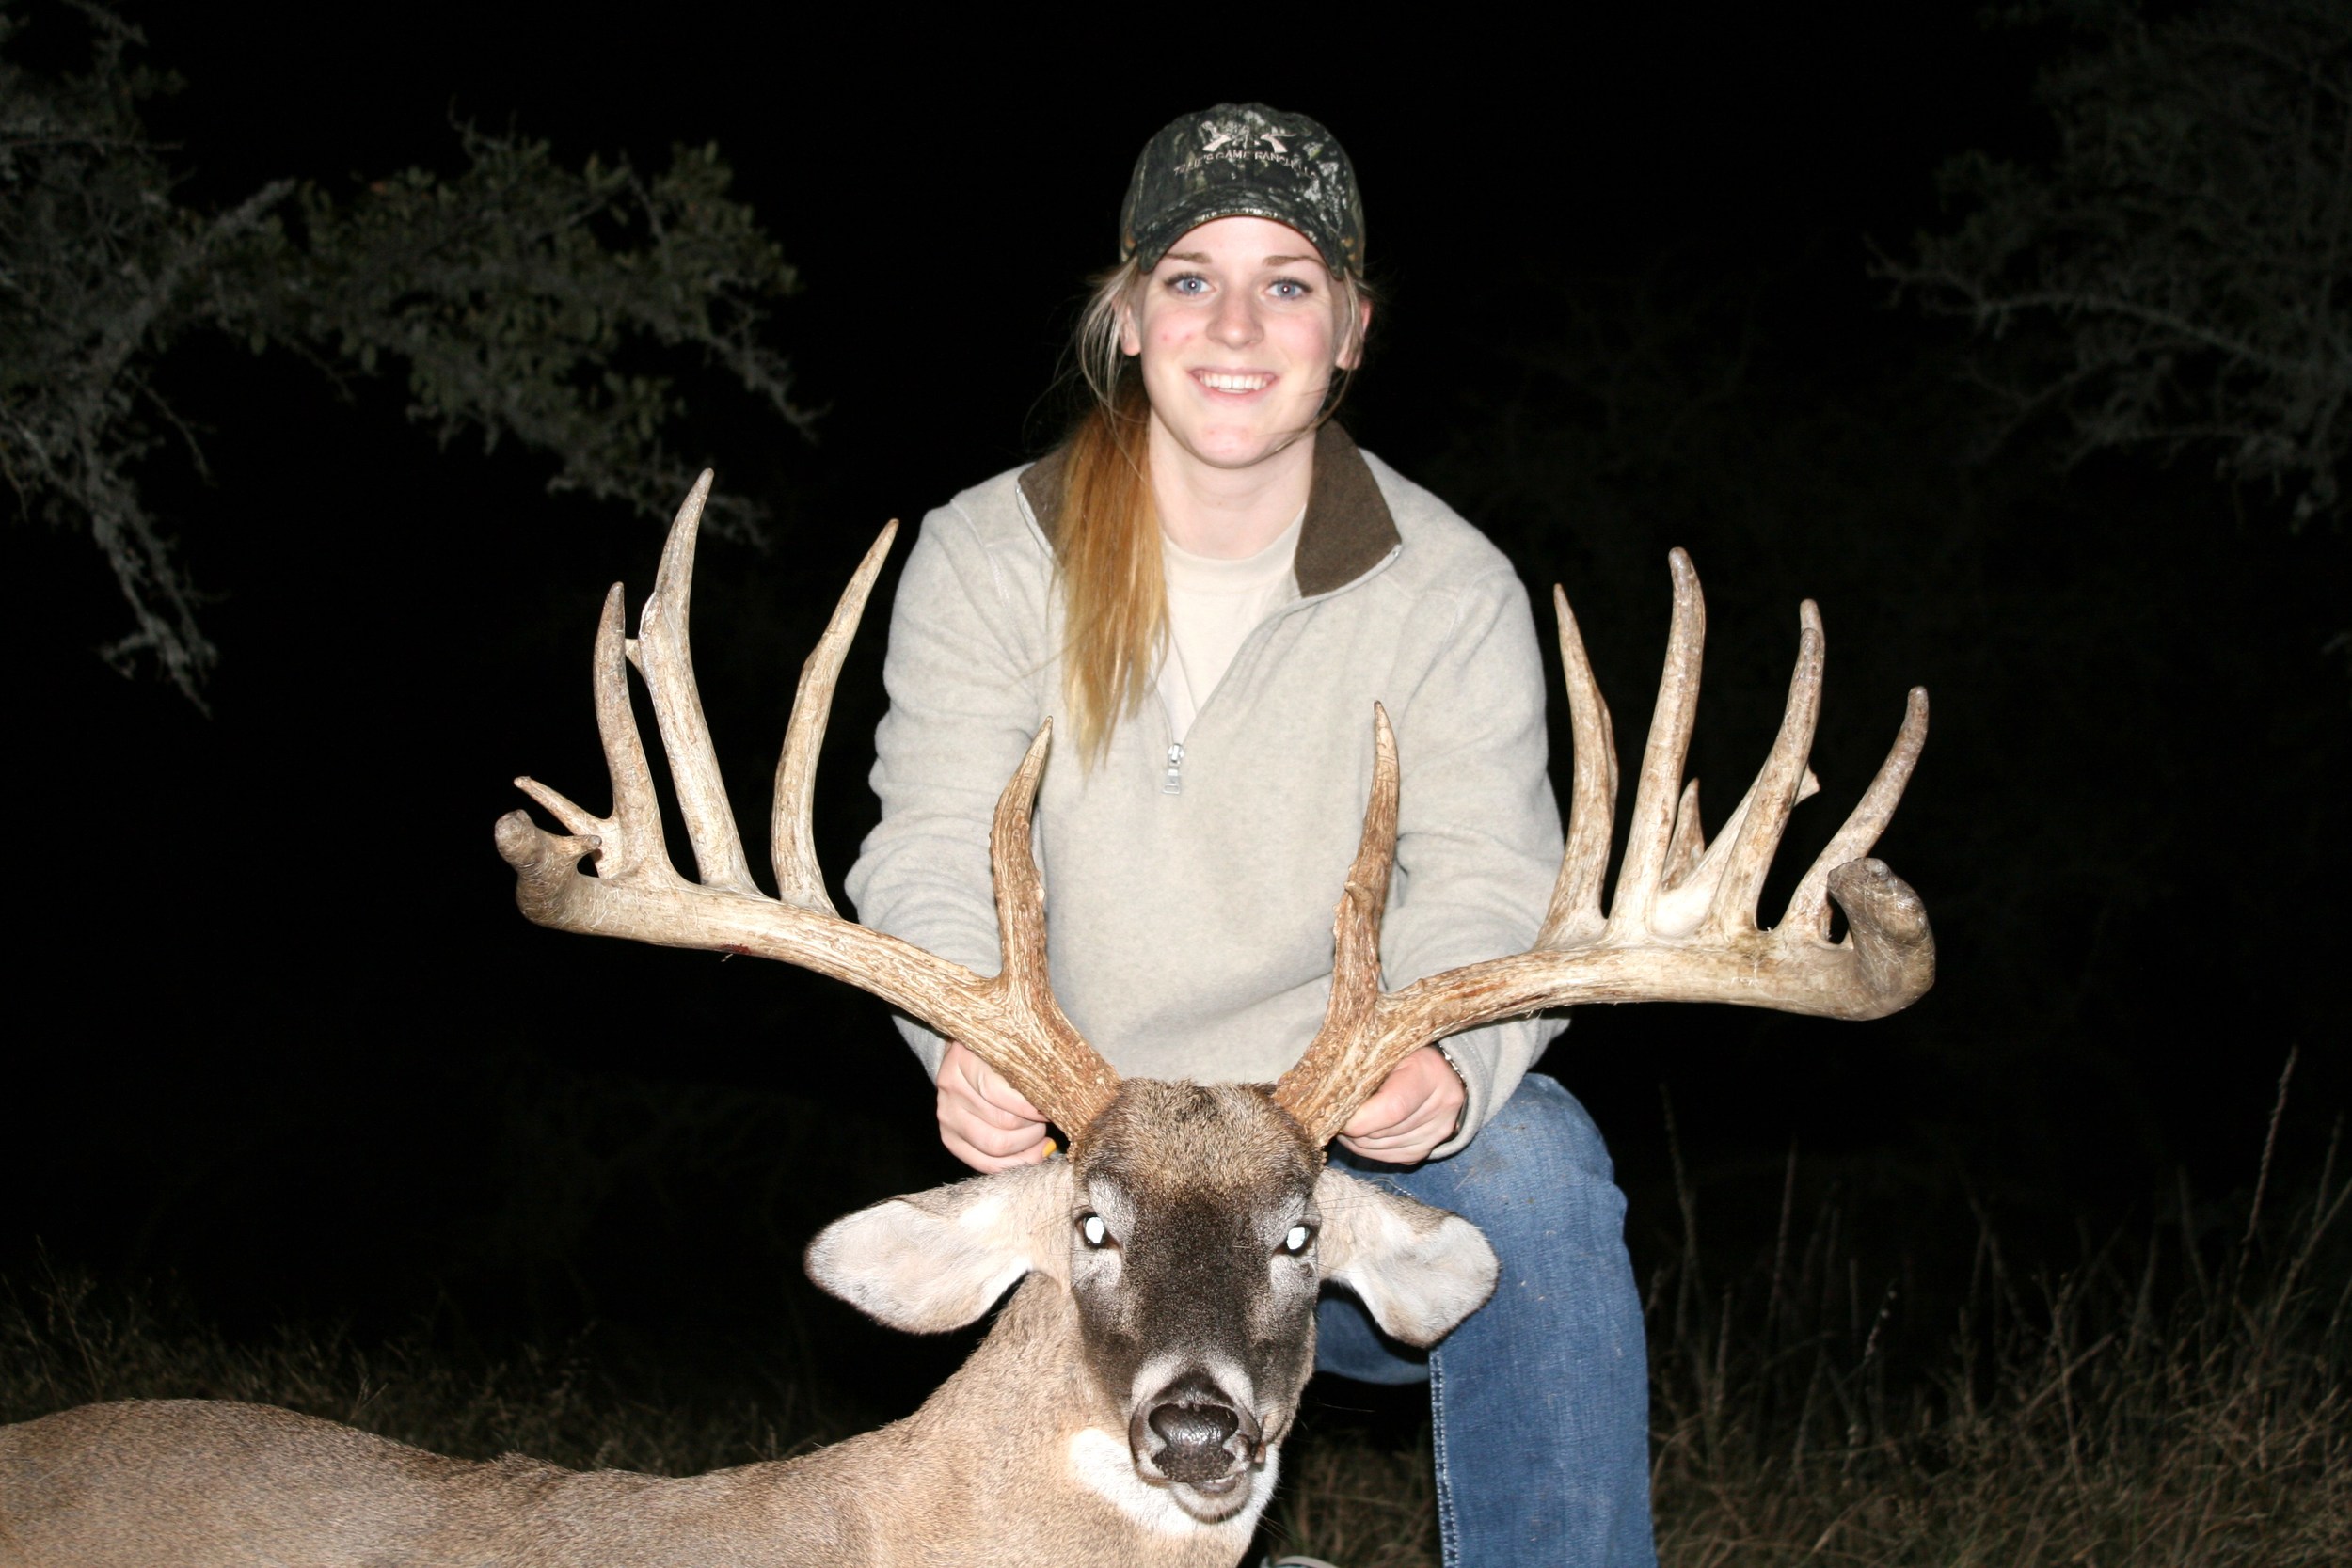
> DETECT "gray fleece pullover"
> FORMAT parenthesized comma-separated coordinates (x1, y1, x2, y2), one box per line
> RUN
(844, 425, 1565, 1156)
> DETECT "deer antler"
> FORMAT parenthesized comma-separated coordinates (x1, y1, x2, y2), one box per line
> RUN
(1273, 549, 1933, 1146)
(494, 472, 1120, 1137)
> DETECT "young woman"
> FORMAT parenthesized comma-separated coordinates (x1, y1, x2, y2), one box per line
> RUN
(845, 104, 1654, 1568)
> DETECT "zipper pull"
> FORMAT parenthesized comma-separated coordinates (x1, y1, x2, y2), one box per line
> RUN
(1161, 741, 1185, 795)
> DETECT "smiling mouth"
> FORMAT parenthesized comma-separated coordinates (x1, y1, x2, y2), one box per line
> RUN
(1194, 371, 1275, 394)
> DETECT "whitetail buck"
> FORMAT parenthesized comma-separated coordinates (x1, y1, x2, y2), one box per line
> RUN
(0, 475, 1932, 1567)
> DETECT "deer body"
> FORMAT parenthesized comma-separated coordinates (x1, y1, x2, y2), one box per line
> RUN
(4, 1396, 851, 1568)
(0, 476, 1934, 1566)
(0, 1289, 1252, 1568)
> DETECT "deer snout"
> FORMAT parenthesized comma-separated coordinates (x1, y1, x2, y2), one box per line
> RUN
(1131, 1371, 1263, 1488)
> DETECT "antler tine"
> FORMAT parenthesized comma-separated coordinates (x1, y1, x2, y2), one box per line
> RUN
(629, 471, 759, 896)
(981, 721, 1122, 1138)
(1651, 598, 1827, 940)
(1534, 585, 1616, 947)
(1783, 686, 1930, 941)
(1661, 781, 1707, 890)
(1271, 706, 1402, 1146)
(514, 583, 672, 882)
(1604, 549, 1705, 940)
(771, 521, 899, 915)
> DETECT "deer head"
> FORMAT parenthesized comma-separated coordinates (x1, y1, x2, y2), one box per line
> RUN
(495, 473, 1931, 1522)
(803, 1080, 1493, 1518)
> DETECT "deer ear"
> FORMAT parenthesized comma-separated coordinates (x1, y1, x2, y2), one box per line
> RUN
(805, 1159, 1074, 1333)
(1313, 1168, 1499, 1348)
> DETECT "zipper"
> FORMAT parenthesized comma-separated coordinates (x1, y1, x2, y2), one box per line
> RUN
(1150, 542, 1405, 798)
(1154, 674, 1188, 795)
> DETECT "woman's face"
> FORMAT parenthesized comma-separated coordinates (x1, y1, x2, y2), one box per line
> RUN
(1120, 215, 1364, 473)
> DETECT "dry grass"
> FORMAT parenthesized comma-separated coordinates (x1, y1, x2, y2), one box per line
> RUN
(0, 1266, 815, 1476)
(1637, 1101, 2351, 1568)
(1259, 1419, 1439, 1568)
(6, 1120, 2344, 1567)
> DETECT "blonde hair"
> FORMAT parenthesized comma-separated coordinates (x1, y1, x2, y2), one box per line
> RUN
(1056, 260, 1371, 762)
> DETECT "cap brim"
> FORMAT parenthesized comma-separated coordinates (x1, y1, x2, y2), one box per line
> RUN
(1127, 193, 1352, 274)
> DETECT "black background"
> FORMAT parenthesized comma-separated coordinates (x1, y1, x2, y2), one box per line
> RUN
(8, 1, 2344, 1419)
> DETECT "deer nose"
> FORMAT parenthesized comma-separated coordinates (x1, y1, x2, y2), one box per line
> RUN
(1133, 1372, 1262, 1485)
(1149, 1400, 1239, 1450)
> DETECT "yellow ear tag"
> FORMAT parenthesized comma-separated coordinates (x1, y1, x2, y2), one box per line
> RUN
(1041, 1137, 1059, 1159)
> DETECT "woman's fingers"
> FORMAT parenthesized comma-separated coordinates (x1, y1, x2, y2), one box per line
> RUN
(961, 1087, 1036, 1132)
(940, 1117, 1050, 1172)
(1335, 1047, 1464, 1164)
(938, 1090, 1052, 1169)
(936, 1039, 1469, 1168)
(943, 1039, 1045, 1121)
(1340, 1047, 1455, 1137)
(937, 1039, 1050, 1172)
(972, 1061, 1045, 1123)
(1339, 1117, 1444, 1163)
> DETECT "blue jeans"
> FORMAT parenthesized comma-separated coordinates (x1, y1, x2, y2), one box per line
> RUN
(1317, 1072, 1657, 1568)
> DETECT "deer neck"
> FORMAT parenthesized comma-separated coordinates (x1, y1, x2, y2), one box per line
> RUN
(817, 1275, 1277, 1565)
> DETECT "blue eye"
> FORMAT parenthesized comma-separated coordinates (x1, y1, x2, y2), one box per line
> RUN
(1169, 274, 1209, 296)
(1269, 278, 1311, 301)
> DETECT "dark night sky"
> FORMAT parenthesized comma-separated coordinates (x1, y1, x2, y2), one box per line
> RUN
(8, 1, 2344, 1397)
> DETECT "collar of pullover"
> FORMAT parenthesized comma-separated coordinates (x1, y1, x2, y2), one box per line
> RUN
(1017, 421, 1401, 597)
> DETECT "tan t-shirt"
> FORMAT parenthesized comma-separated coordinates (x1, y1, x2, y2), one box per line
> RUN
(1156, 511, 1305, 741)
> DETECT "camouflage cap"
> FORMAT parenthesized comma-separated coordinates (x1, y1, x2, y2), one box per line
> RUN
(1120, 103, 1363, 275)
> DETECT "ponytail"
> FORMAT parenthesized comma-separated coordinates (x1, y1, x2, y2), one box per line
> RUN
(1057, 263, 1164, 765)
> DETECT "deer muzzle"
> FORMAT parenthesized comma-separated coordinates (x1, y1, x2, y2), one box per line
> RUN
(1130, 1371, 1263, 1491)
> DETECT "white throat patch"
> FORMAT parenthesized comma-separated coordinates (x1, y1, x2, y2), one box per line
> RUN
(1063, 1427, 1279, 1540)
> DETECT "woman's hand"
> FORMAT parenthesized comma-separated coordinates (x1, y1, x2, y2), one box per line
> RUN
(936, 1039, 1053, 1172)
(1335, 1046, 1465, 1165)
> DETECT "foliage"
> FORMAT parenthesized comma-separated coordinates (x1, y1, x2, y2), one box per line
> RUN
(0, 1, 811, 700)
(1883, 0, 2351, 525)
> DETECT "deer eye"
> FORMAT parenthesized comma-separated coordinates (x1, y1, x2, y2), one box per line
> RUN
(1280, 1224, 1314, 1256)
(1079, 1213, 1111, 1248)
